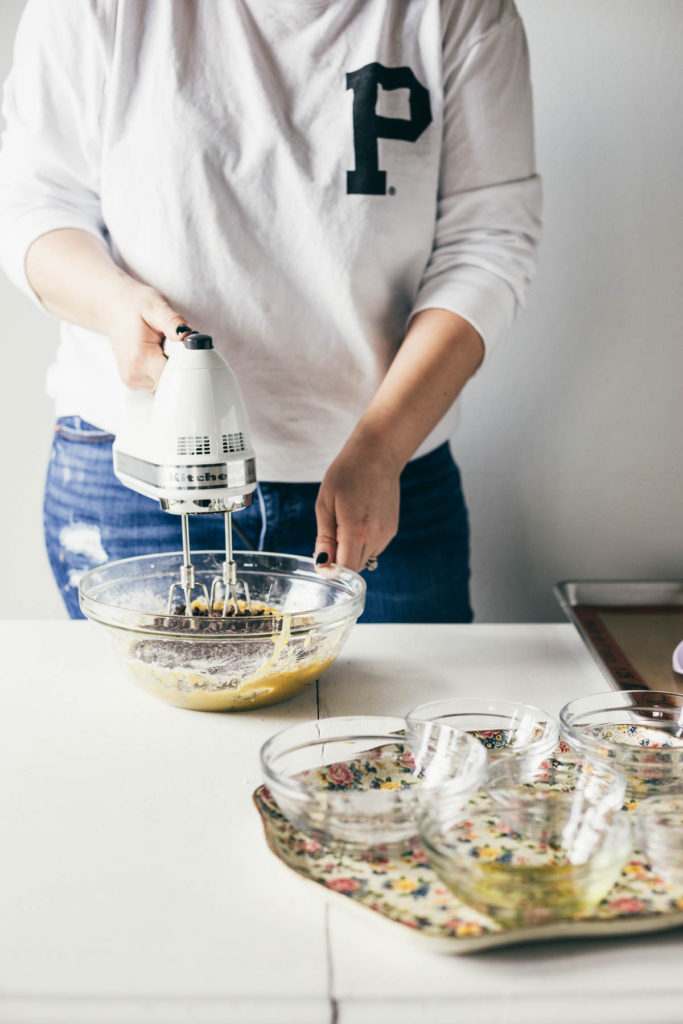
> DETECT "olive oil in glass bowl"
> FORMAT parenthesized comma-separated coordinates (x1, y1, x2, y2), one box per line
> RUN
(420, 757, 632, 927)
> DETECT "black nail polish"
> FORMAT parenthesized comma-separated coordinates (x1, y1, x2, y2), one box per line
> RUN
(315, 552, 329, 565)
(176, 324, 192, 335)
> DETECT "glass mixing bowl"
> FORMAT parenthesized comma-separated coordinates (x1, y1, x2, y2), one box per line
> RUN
(559, 690, 683, 799)
(260, 715, 487, 856)
(79, 551, 365, 711)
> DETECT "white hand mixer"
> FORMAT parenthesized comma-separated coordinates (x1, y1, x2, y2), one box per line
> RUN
(113, 329, 257, 616)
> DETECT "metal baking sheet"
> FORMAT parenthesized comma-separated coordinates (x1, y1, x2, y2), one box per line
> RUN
(554, 580, 683, 693)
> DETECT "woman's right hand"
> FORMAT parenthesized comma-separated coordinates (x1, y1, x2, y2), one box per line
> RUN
(106, 277, 191, 392)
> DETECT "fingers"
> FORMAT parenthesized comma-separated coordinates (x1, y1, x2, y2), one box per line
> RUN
(142, 293, 192, 346)
(314, 497, 384, 575)
(336, 523, 371, 575)
(141, 303, 194, 391)
(142, 300, 196, 391)
(142, 340, 169, 392)
(140, 316, 193, 392)
(116, 317, 169, 392)
(313, 479, 342, 574)
(116, 288, 192, 392)
(313, 503, 338, 571)
(313, 535, 337, 565)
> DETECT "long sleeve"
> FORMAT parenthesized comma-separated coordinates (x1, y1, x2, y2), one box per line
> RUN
(0, 0, 113, 300)
(412, 0, 542, 354)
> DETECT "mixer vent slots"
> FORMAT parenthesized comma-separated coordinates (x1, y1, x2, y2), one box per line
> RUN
(222, 432, 247, 454)
(177, 436, 211, 456)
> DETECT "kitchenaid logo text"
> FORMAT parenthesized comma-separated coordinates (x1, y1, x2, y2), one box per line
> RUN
(346, 62, 432, 195)
(172, 470, 228, 484)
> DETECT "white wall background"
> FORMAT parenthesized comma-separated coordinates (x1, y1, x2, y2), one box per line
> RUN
(0, 1, 63, 619)
(1, 0, 682, 622)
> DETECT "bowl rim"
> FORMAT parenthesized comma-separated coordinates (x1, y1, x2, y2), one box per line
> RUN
(635, 792, 683, 839)
(484, 754, 628, 810)
(260, 713, 487, 801)
(405, 696, 559, 758)
(419, 803, 633, 875)
(559, 689, 683, 759)
(78, 549, 366, 637)
(636, 792, 683, 814)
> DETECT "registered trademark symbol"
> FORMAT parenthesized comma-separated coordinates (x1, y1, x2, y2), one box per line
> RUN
(388, 186, 396, 196)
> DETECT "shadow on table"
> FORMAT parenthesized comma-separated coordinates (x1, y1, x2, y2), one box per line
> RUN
(476, 925, 683, 963)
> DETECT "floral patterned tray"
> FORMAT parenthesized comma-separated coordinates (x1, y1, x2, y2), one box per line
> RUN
(254, 740, 683, 954)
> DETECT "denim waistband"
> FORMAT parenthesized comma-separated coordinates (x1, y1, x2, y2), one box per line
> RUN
(55, 416, 115, 443)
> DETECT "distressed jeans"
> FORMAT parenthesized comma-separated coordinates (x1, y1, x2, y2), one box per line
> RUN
(44, 417, 473, 623)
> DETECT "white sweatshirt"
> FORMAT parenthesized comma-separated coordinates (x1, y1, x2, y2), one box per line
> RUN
(0, 0, 541, 482)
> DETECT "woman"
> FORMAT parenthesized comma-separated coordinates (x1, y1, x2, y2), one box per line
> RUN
(0, 0, 541, 621)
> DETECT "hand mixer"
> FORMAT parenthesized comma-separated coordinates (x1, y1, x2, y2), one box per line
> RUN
(113, 329, 257, 616)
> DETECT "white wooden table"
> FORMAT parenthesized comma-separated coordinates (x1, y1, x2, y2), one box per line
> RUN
(1, 621, 681, 1024)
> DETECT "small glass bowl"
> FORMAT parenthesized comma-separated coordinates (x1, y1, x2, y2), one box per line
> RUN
(560, 690, 683, 799)
(406, 697, 559, 782)
(260, 714, 487, 856)
(636, 793, 683, 886)
(420, 757, 631, 927)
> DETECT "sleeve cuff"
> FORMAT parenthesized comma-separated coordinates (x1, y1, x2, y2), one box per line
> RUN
(410, 264, 518, 357)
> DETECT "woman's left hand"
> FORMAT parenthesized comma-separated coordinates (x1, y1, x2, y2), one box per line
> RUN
(314, 434, 401, 574)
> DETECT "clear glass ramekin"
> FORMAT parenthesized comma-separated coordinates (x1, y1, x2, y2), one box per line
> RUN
(636, 793, 683, 886)
(260, 714, 487, 856)
(406, 697, 559, 782)
(559, 690, 683, 799)
(420, 757, 631, 926)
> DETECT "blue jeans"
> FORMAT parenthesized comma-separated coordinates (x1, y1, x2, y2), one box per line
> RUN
(44, 417, 473, 623)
